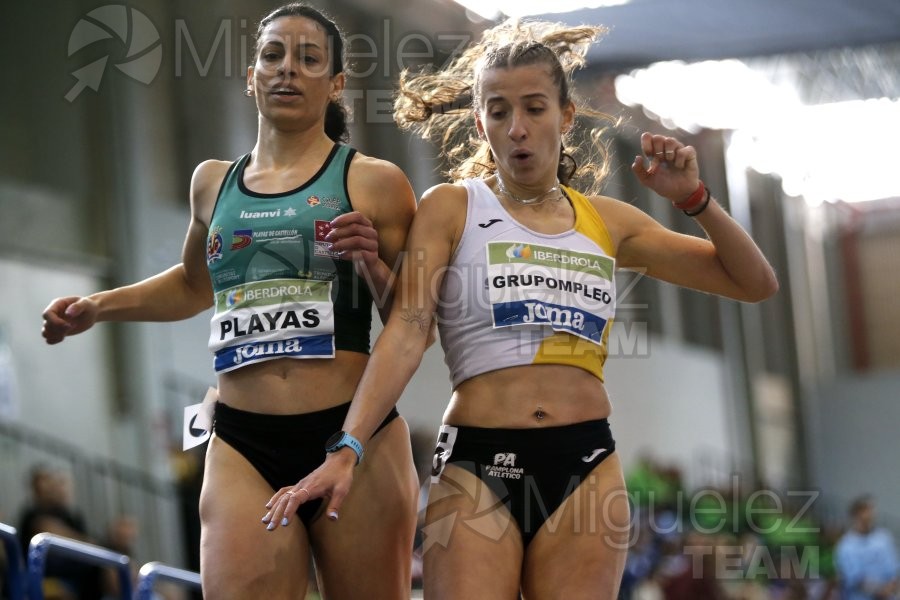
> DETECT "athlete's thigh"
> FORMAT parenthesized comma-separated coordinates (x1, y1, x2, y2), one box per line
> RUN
(423, 464, 523, 600)
(200, 434, 311, 600)
(522, 453, 630, 600)
(310, 417, 419, 599)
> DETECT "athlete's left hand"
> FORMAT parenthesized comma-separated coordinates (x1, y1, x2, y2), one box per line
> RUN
(326, 211, 380, 277)
(631, 132, 702, 205)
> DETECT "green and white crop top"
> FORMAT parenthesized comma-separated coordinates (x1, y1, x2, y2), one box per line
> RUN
(436, 178, 617, 388)
(205, 144, 372, 373)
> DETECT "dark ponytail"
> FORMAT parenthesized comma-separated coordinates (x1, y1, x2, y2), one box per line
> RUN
(325, 100, 350, 143)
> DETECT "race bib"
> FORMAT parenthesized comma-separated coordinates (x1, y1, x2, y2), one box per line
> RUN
(208, 278, 336, 372)
(486, 241, 615, 344)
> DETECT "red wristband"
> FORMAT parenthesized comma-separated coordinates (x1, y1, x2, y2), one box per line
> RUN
(674, 181, 705, 211)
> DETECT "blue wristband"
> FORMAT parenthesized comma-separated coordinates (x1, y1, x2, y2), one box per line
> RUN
(325, 431, 364, 464)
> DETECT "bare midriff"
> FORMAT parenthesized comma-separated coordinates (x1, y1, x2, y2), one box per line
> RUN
(445, 364, 612, 428)
(216, 351, 369, 414)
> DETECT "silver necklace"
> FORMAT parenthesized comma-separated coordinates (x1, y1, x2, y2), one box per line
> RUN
(496, 173, 562, 206)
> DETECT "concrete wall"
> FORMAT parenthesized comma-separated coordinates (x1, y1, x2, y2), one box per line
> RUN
(809, 373, 900, 534)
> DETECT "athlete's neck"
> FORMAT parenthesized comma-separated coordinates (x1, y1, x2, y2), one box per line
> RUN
(253, 121, 335, 171)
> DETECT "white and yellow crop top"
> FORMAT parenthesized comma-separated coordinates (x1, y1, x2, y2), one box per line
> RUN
(436, 178, 617, 388)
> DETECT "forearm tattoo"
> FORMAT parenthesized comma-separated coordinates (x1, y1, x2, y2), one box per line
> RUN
(399, 308, 432, 335)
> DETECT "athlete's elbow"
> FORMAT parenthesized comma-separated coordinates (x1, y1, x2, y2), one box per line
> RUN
(378, 319, 431, 364)
(186, 288, 215, 316)
(762, 270, 780, 300)
(744, 269, 780, 303)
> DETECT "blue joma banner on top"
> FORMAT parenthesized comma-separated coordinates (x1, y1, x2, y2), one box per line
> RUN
(491, 300, 608, 343)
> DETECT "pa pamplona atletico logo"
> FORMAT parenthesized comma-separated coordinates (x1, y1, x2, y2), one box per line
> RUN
(66, 5, 162, 102)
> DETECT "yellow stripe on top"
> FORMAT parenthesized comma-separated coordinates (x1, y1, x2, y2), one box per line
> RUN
(568, 185, 615, 256)
(533, 186, 616, 382)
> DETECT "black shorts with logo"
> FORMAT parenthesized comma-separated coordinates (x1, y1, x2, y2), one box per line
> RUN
(430, 419, 616, 547)
(213, 401, 400, 526)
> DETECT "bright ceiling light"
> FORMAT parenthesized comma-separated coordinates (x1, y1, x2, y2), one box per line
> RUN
(615, 59, 802, 133)
(454, 0, 629, 21)
(615, 61, 900, 205)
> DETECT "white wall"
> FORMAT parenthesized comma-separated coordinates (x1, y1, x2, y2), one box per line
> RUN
(1, 258, 116, 456)
(0, 258, 118, 523)
(604, 332, 737, 490)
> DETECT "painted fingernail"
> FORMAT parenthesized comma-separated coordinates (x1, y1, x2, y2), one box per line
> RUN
(327, 511, 338, 521)
(262, 516, 270, 523)
(265, 502, 272, 509)
(266, 522, 275, 531)
(281, 517, 289, 526)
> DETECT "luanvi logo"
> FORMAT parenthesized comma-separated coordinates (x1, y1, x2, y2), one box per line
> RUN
(66, 5, 162, 102)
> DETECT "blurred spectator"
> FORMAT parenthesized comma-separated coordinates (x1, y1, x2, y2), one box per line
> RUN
(835, 495, 899, 600)
(616, 460, 888, 599)
(1, 540, 8, 600)
(626, 453, 681, 511)
(16, 465, 101, 600)
(811, 524, 843, 599)
(99, 515, 139, 599)
(101, 515, 138, 557)
(18, 466, 88, 547)
(719, 532, 770, 600)
(632, 561, 665, 600)
(660, 531, 727, 600)
(621, 519, 662, 598)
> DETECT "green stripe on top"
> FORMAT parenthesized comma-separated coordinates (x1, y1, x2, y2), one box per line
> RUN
(487, 241, 614, 280)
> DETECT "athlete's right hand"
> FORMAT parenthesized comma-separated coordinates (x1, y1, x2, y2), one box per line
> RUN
(262, 448, 357, 530)
(41, 296, 100, 344)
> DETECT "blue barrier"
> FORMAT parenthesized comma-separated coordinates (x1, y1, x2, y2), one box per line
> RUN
(135, 561, 202, 599)
(27, 533, 133, 600)
(0, 523, 26, 600)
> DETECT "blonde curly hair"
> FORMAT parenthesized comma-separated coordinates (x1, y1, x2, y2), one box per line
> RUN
(394, 19, 616, 194)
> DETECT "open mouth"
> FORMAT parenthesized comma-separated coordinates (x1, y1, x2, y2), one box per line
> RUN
(270, 87, 301, 97)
